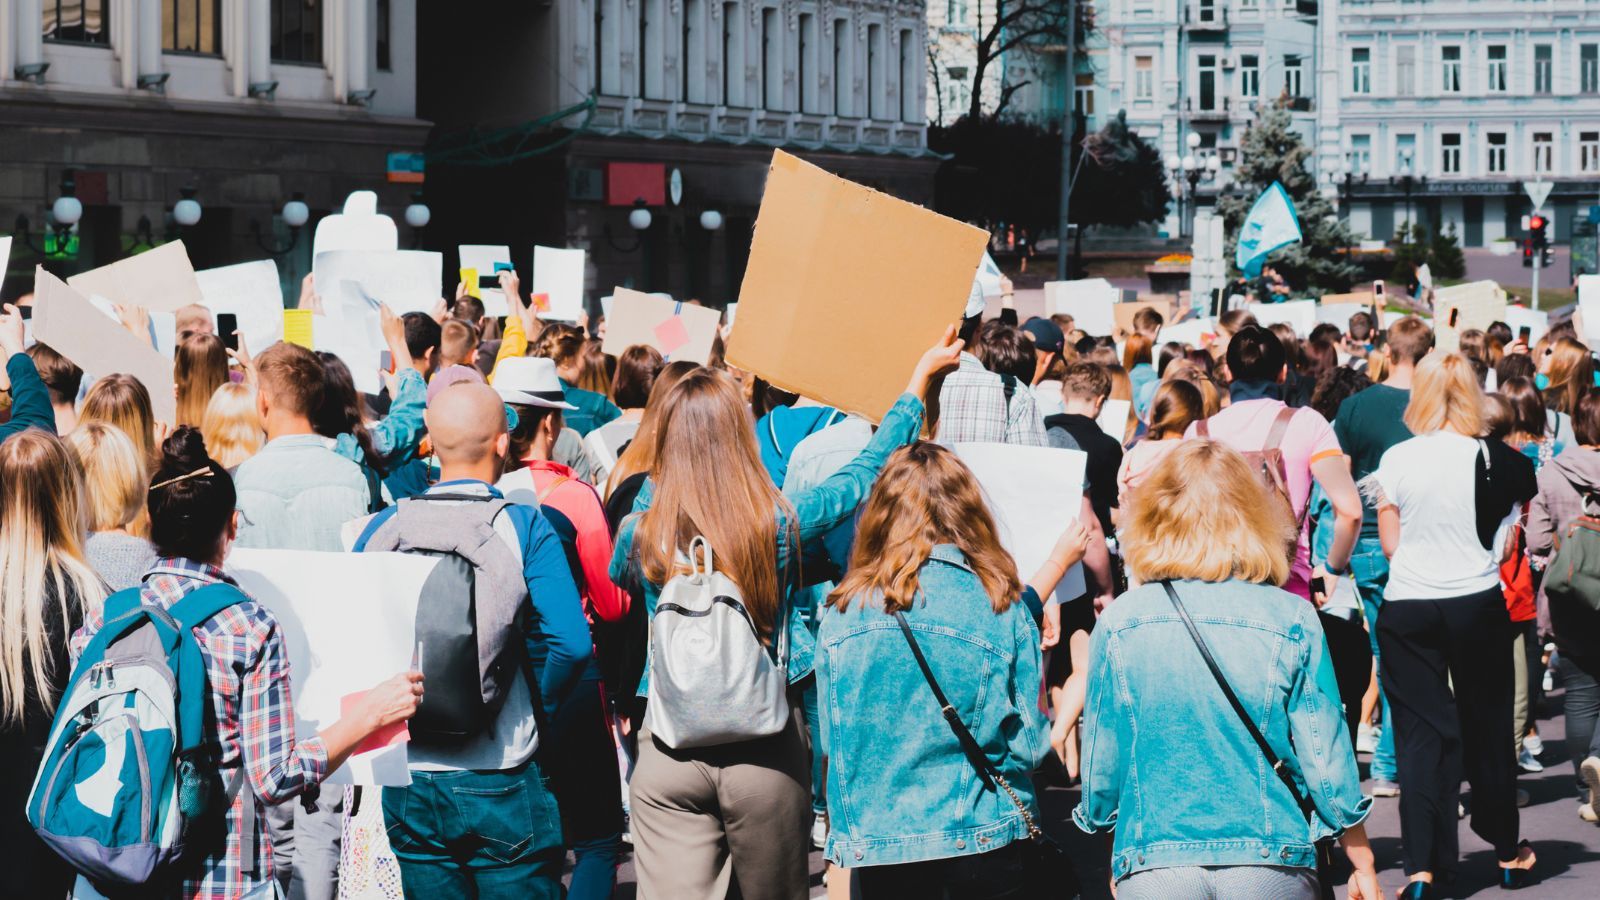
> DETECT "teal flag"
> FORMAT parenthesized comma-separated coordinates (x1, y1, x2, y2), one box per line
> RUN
(1235, 182, 1302, 279)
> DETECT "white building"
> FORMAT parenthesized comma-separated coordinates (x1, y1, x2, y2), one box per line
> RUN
(1315, 0, 1600, 247)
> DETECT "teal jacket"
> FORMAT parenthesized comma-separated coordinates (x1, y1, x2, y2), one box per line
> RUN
(1074, 579, 1370, 882)
(561, 377, 622, 437)
(333, 368, 429, 502)
(610, 393, 926, 697)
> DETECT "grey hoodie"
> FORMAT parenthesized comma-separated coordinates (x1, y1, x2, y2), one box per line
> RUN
(1529, 444, 1600, 637)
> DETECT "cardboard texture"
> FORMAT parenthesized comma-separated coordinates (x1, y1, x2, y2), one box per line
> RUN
(1111, 300, 1175, 341)
(532, 246, 586, 322)
(34, 267, 177, 423)
(602, 288, 721, 364)
(1316, 291, 1376, 306)
(66, 241, 203, 312)
(195, 259, 285, 354)
(726, 151, 987, 421)
(1432, 281, 1506, 353)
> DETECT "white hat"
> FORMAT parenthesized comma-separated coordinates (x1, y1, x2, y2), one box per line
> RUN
(493, 357, 578, 410)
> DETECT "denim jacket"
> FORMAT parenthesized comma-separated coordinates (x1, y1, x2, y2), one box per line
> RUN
(1074, 579, 1371, 881)
(817, 545, 1047, 867)
(334, 367, 429, 501)
(609, 393, 926, 697)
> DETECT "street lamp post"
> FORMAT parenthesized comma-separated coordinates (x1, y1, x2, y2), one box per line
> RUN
(13, 170, 84, 257)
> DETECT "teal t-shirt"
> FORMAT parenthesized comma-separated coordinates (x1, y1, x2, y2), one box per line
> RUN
(1332, 383, 1413, 538)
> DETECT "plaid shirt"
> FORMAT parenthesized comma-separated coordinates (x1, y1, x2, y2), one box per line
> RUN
(71, 558, 329, 900)
(935, 352, 1048, 446)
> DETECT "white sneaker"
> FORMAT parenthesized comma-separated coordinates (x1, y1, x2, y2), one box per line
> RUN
(1356, 722, 1378, 755)
(1580, 803, 1598, 824)
(812, 816, 828, 850)
(1518, 747, 1545, 773)
(1542, 668, 1555, 693)
(1524, 733, 1545, 756)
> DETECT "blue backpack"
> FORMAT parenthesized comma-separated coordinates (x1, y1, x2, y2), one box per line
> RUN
(28, 583, 248, 886)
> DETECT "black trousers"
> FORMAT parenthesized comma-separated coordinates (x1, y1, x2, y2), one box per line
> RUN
(1377, 588, 1521, 876)
(856, 842, 1027, 899)
(1320, 609, 1374, 752)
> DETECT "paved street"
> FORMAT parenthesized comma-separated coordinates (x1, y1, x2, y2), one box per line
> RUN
(597, 683, 1600, 898)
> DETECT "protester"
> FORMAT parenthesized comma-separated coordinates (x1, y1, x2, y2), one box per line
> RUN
(174, 333, 231, 428)
(586, 344, 663, 478)
(25, 342, 82, 434)
(1044, 362, 1122, 536)
(1527, 388, 1600, 823)
(611, 330, 961, 899)
(1117, 378, 1204, 508)
(1331, 315, 1429, 796)
(354, 382, 590, 899)
(81, 373, 161, 470)
(1124, 333, 1156, 414)
(576, 338, 614, 396)
(1363, 352, 1538, 892)
(0, 303, 57, 443)
(315, 308, 426, 503)
(753, 378, 846, 490)
(200, 382, 265, 471)
(1076, 439, 1381, 900)
(174, 303, 215, 338)
(67, 422, 157, 590)
(937, 319, 1046, 446)
(1541, 336, 1594, 425)
(402, 311, 443, 380)
(817, 441, 1089, 894)
(531, 322, 622, 436)
(0, 430, 108, 898)
(70, 427, 423, 900)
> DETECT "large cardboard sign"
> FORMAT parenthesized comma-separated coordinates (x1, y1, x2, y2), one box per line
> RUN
(532, 246, 587, 322)
(195, 259, 286, 353)
(66, 241, 203, 312)
(34, 267, 178, 423)
(726, 151, 987, 421)
(601, 288, 721, 365)
(1433, 281, 1506, 353)
(1248, 300, 1318, 337)
(1111, 300, 1175, 341)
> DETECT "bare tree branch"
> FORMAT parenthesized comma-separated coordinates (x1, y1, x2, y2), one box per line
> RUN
(994, 79, 1033, 118)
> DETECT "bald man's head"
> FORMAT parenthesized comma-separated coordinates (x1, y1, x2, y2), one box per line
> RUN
(426, 382, 508, 466)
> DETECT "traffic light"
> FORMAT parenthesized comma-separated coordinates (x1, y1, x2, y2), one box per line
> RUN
(1523, 238, 1535, 268)
(1542, 245, 1555, 268)
(1526, 214, 1553, 268)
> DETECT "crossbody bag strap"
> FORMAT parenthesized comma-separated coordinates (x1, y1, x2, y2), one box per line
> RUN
(893, 609, 1042, 840)
(1159, 580, 1317, 824)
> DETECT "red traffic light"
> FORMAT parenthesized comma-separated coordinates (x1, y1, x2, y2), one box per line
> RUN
(1529, 214, 1547, 231)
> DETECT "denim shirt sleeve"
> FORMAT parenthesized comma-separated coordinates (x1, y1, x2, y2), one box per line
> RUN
(1007, 603, 1048, 797)
(787, 393, 924, 545)
(1074, 622, 1124, 834)
(1289, 609, 1373, 837)
(370, 368, 427, 462)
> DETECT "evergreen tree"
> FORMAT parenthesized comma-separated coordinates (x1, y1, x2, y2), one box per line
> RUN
(1428, 222, 1467, 280)
(1214, 103, 1362, 294)
(1074, 111, 1171, 229)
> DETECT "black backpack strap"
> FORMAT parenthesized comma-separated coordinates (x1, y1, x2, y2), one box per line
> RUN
(1159, 581, 1317, 824)
(1001, 373, 1018, 406)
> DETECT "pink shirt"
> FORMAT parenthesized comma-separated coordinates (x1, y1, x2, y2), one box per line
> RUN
(1184, 399, 1343, 600)
(1117, 438, 1185, 510)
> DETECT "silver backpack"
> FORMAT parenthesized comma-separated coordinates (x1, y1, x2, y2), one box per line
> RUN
(645, 536, 790, 749)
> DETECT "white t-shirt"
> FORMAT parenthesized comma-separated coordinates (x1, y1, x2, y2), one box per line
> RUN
(1370, 431, 1505, 600)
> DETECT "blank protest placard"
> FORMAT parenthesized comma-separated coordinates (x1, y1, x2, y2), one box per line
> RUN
(953, 442, 1090, 602)
(601, 288, 722, 365)
(66, 241, 204, 313)
(459, 245, 513, 317)
(727, 150, 987, 422)
(1432, 281, 1506, 353)
(196, 259, 285, 353)
(532, 246, 586, 322)
(34, 267, 178, 423)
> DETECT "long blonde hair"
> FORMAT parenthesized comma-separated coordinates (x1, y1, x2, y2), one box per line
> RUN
(0, 430, 108, 724)
(829, 442, 1021, 614)
(200, 382, 265, 470)
(604, 360, 697, 500)
(65, 423, 147, 532)
(1121, 440, 1297, 586)
(1405, 352, 1485, 436)
(635, 368, 796, 634)
(174, 333, 230, 428)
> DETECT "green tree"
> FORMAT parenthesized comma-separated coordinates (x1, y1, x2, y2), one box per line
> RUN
(1428, 222, 1467, 280)
(1073, 111, 1170, 229)
(1215, 103, 1361, 294)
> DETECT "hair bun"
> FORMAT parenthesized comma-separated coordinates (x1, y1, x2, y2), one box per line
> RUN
(158, 425, 215, 477)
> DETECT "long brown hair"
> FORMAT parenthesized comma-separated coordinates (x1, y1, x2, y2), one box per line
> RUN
(635, 368, 795, 634)
(174, 333, 230, 428)
(1545, 337, 1594, 417)
(0, 430, 107, 724)
(81, 373, 159, 471)
(604, 360, 697, 500)
(828, 442, 1022, 614)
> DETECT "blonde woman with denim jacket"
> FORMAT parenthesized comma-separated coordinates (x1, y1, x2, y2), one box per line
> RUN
(1076, 439, 1383, 900)
(817, 441, 1091, 898)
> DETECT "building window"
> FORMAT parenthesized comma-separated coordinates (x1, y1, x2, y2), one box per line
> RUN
(1440, 45, 1461, 93)
(164, 0, 221, 55)
(1533, 44, 1552, 94)
(43, 0, 109, 45)
(270, 0, 322, 64)
(946, 0, 968, 26)
(1486, 45, 1507, 92)
(684, 0, 702, 102)
(1075, 73, 1094, 116)
(1198, 54, 1217, 110)
(1239, 54, 1258, 98)
(724, 3, 744, 106)
(375, 0, 390, 71)
(1440, 133, 1462, 174)
(1134, 55, 1153, 100)
(797, 13, 816, 113)
(867, 23, 884, 119)
(1351, 47, 1370, 94)
(761, 7, 781, 110)
(1395, 134, 1417, 174)
(1533, 132, 1553, 174)
(900, 29, 916, 121)
(1582, 44, 1598, 94)
(1198, 0, 1217, 24)
(1349, 134, 1372, 173)
(1581, 131, 1600, 173)
(1487, 133, 1507, 173)
(833, 18, 850, 115)
(1395, 45, 1416, 96)
(1283, 54, 1302, 98)
(945, 66, 970, 117)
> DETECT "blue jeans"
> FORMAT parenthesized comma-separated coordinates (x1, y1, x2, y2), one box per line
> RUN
(1351, 537, 1396, 781)
(381, 761, 565, 900)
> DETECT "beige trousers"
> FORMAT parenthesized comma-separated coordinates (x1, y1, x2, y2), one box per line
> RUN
(631, 714, 812, 900)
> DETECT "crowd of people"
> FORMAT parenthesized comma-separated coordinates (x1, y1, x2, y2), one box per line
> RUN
(0, 262, 1598, 900)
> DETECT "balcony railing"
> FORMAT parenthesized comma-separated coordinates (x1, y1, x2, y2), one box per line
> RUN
(1186, 95, 1231, 120)
(1184, 3, 1228, 30)
(589, 95, 928, 155)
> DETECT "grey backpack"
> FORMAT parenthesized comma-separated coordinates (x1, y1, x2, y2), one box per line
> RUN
(363, 493, 528, 742)
(645, 536, 790, 749)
